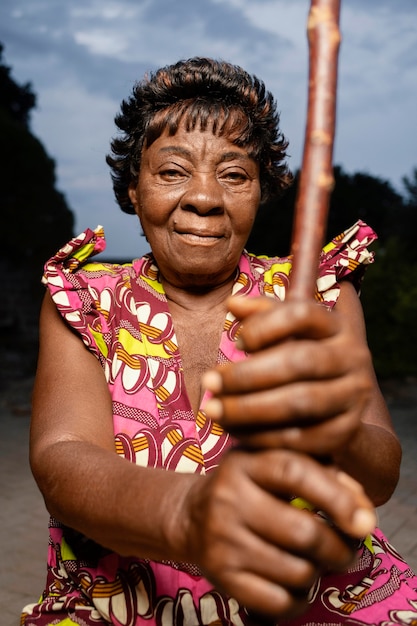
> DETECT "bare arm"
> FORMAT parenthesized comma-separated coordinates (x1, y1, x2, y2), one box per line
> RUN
(331, 281, 401, 505)
(30, 292, 198, 560)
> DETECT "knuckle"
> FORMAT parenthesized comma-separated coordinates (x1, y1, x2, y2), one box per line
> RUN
(345, 339, 372, 372)
(226, 360, 246, 384)
(273, 450, 307, 486)
(292, 513, 322, 552)
(291, 558, 318, 589)
(240, 319, 264, 349)
(290, 301, 312, 327)
(286, 344, 313, 377)
(349, 361, 373, 400)
(291, 383, 314, 416)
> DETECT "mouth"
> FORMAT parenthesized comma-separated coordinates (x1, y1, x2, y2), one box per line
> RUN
(174, 228, 224, 244)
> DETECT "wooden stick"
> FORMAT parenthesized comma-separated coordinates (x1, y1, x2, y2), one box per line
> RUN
(289, 0, 341, 301)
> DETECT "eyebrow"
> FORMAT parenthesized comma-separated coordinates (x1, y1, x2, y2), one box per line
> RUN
(158, 146, 193, 158)
(158, 146, 252, 163)
(220, 151, 252, 163)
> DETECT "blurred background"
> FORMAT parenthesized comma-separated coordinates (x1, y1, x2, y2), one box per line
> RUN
(1, 0, 416, 382)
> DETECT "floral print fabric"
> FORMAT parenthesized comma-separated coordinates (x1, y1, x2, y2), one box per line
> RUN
(22, 220, 417, 625)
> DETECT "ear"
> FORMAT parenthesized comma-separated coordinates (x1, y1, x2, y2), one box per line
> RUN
(128, 184, 139, 213)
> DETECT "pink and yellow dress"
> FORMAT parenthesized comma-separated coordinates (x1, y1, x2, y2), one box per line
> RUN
(22, 221, 417, 626)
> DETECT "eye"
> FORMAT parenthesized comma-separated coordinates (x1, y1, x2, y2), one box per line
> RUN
(159, 167, 186, 181)
(219, 167, 251, 186)
(227, 171, 248, 181)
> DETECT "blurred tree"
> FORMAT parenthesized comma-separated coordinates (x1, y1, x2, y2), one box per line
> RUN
(0, 108, 74, 268)
(247, 163, 417, 379)
(247, 165, 405, 257)
(0, 43, 74, 377)
(398, 168, 417, 262)
(0, 43, 74, 268)
(246, 179, 297, 257)
(402, 167, 417, 205)
(327, 166, 404, 244)
(361, 239, 417, 378)
(0, 42, 35, 127)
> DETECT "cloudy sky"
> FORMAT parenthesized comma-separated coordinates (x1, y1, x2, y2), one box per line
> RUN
(1, 0, 416, 258)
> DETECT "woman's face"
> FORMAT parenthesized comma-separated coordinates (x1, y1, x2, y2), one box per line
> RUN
(128, 123, 261, 290)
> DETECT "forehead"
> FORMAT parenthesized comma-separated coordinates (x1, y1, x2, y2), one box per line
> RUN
(144, 102, 254, 152)
(142, 124, 258, 168)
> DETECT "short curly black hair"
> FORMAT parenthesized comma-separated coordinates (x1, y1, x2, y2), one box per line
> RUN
(106, 57, 293, 214)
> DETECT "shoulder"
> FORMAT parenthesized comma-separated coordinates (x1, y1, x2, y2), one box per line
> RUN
(41, 226, 152, 358)
(42, 226, 155, 303)
(243, 220, 377, 308)
(317, 220, 377, 308)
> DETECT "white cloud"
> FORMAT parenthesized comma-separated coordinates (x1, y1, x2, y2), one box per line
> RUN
(73, 29, 129, 57)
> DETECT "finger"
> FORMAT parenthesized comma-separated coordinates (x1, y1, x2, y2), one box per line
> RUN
(220, 569, 309, 620)
(203, 338, 351, 395)
(240, 488, 356, 572)
(244, 449, 375, 539)
(227, 294, 276, 318)
(236, 411, 363, 456)
(211, 452, 359, 571)
(228, 296, 340, 352)
(213, 519, 320, 589)
(204, 375, 369, 429)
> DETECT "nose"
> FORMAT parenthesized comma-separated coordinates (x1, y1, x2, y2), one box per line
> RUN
(180, 173, 224, 215)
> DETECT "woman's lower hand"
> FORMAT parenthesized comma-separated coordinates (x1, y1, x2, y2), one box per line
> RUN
(203, 295, 372, 456)
(183, 447, 375, 620)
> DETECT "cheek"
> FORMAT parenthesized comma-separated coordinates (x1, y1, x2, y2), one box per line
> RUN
(136, 186, 179, 229)
(232, 198, 259, 236)
(136, 197, 164, 229)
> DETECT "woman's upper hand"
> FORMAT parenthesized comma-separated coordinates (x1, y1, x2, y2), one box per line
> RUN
(182, 446, 376, 620)
(203, 292, 373, 457)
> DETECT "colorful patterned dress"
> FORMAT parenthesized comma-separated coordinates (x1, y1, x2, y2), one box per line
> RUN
(22, 220, 417, 626)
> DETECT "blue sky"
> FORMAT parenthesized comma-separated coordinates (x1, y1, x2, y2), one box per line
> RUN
(1, 0, 416, 258)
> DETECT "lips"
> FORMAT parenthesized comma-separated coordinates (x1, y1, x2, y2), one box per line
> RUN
(174, 226, 224, 242)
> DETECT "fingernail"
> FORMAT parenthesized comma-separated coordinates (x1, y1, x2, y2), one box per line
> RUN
(202, 371, 222, 394)
(352, 508, 376, 536)
(204, 398, 223, 421)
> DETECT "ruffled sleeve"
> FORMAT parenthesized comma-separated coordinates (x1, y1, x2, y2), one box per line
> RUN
(42, 225, 126, 362)
(247, 220, 377, 309)
(316, 220, 377, 308)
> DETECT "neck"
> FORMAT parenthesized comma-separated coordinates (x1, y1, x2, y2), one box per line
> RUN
(162, 273, 236, 311)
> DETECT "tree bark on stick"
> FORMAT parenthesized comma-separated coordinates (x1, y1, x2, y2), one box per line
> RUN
(289, 0, 341, 301)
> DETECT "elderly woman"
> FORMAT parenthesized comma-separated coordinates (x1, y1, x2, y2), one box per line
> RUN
(23, 58, 416, 626)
